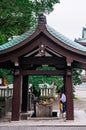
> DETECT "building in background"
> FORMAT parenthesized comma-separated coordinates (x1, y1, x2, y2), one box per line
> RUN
(75, 27, 86, 82)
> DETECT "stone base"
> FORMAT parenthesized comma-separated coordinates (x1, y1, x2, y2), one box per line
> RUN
(36, 104, 52, 117)
(20, 111, 34, 120)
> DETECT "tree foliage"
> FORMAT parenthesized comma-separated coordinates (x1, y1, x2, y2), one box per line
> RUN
(0, 0, 60, 44)
(73, 68, 82, 85)
(0, 69, 10, 78)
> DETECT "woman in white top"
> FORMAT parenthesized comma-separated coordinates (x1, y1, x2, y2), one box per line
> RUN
(60, 92, 66, 113)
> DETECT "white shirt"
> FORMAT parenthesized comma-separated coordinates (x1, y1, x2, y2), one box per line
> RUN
(60, 93, 66, 103)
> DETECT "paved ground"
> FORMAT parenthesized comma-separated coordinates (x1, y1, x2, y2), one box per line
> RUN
(74, 83, 86, 100)
(74, 83, 86, 112)
(0, 83, 86, 129)
(0, 126, 86, 130)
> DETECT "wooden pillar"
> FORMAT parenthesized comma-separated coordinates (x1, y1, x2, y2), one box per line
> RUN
(65, 68, 74, 120)
(63, 76, 65, 93)
(21, 75, 28, 112)
(12, 70, 21, 121)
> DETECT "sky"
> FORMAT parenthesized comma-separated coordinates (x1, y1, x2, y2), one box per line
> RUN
(47, 0, 86, 40)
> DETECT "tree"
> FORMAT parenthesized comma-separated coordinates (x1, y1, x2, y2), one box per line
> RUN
(0, 0, 60, 44)
(73, 68, 82, 85)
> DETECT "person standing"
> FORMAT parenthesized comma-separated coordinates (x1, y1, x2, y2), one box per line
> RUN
(60, 92, 66, 114)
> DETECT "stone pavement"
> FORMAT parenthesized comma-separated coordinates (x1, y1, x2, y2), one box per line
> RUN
(0, 126, 86, 130)
(0, 109, 86, 129)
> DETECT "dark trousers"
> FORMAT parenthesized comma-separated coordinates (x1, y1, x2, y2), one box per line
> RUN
(62, 102, 66, 113)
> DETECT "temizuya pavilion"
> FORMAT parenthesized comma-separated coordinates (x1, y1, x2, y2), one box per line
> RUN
(0, 14, 86, 121)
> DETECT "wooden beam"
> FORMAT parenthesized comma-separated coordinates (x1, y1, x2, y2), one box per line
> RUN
(20, 70, 65, 76)
(20, 56, 66, 65)
(72, 62, 86, 70)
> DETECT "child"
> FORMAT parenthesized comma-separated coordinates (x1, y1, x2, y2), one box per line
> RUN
(59, 100, 63, 113)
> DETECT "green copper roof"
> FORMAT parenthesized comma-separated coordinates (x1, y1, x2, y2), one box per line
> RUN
(0, 24, 86, 52)
(82, 27, 86, 38)
(75, 27, 86, 43)
(75, 38, 86, 43)
(46, 25, 86, 52)
(0, 27, 36, 51)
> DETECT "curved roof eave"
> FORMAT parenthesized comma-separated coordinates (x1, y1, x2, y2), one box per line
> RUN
(0, 26, 37, 53)
(46, 25, 86, 55)
(0, 21, 86, 57)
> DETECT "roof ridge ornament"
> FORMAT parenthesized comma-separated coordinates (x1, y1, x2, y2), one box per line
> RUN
(38, 13, 47, 25)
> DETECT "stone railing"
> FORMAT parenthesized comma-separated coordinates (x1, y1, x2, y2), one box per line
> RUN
(39, 83, 56, 97)
(0, 85, 13, 117)
(0, 87, 13, 97)
(40, 87, 54, 97)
